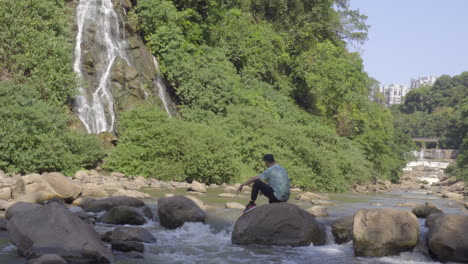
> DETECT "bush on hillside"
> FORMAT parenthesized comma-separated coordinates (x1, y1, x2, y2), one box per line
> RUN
(0, 82, 105, 175)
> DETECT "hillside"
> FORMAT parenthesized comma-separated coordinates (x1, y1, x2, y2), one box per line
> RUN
(0, 0, 415, 192)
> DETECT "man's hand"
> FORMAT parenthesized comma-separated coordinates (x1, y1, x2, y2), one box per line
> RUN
(236, 184, 243, 195)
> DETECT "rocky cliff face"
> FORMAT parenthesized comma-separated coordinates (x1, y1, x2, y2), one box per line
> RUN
(73, 0, 175, 134)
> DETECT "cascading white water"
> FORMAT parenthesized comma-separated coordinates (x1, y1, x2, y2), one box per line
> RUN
(74, 0, 174, 133)
(74, 0, 129, 133)
(153, 56, 173, 117)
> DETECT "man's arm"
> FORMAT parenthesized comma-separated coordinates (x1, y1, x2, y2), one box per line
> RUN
(237, 175, 260, 194)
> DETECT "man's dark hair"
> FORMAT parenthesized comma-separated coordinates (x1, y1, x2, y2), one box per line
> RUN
(263, 154, 275, 163)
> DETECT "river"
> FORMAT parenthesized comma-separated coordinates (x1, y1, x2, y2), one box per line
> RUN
(0, 185, 466, 264)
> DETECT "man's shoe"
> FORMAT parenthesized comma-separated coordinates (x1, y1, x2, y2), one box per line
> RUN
(243, 203, 256, 214)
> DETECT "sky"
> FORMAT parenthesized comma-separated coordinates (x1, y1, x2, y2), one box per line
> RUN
(349, 0, 468, 87)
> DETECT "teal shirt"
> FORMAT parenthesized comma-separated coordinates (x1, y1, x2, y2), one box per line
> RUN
(259, 164, 290, 202)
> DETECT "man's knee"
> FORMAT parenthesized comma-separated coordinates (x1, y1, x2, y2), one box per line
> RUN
(252, 179, 261, 187)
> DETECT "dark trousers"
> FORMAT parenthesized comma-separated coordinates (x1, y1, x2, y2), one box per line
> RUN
(251, 180, 281, 203)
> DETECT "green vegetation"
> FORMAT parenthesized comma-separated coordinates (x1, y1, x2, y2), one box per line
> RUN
(1, 0, 417, 191)
(104, 0, 414, 191)
(393, 72, 468, 180)
(0, 82, 105, 175)
(0, 0, 104, 175)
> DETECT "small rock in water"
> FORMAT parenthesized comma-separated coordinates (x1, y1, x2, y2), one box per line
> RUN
(80, 196, 145, 212)
(441, 192, 463, 200)
(187, 180, 207, 193)
(112, 240, 144, 253)
(112, 189, 151, 199)
(164, 193, 174, 198)
(27, 254, 67, 264)
(110, 226, 156, 243)
(98, 206, 146, 225)
(331, 215, 354, 244)
(311, 200, 336, 206)
(306, 206, 328, 217)
(218, 193, 237, 198)
(295, 192, 328, 202)
(225, 202, 245, 210)
(412, 204, 443, 218)
(158, 196, 206, 229)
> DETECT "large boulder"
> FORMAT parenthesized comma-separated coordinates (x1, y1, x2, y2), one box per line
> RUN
(158, 196, 206, 229)
(109, 226, 156, 243)
(7, 203, 113, 263)
(427, 214, 468, 262)
(412, 204, 443, 218)
(12, 173, 82, 202)
(80, 196, 145, 212)
(331, 215, 354, 244)
(353, 208, 419, 257)
(232, 203, 326, 247)
(98, 206, 146, 225)
(5, 202, 42, 220)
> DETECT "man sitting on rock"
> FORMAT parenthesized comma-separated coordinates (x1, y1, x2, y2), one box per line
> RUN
(237, 154, 290, 213)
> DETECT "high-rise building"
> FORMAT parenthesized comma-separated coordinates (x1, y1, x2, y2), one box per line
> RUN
(410, 76, 438, 89)
(379, 84, 409, 106)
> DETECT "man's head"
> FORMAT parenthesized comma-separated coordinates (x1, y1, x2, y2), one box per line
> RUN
(263, 154, 275, 167)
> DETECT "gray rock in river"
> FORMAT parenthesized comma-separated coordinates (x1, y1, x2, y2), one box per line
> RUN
(353, 208, 419, 257)
(427, 214, 468, 262)
(111, 240, 144, 252)
(412, 204, 443, 218)
(7, 203, 113, 263)
(27, 254, 67, 264)
(158, 196, 206, 229)
(331, 215, 354, 244)
(110, 226, 156, 243)
(232, 203, 326, 247)
(80, 196, 145, 212)
(98, 205, 146, 225)
(5, 202, 42, 220)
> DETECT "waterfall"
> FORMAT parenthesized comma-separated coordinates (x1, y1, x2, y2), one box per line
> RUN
(152, 56, 173, 117)
(74, 0, 129, 133)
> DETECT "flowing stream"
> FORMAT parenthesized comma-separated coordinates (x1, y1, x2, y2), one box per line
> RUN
(0, 189, 466, 264)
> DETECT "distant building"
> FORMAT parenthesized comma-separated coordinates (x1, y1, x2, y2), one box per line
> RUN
(410, 76, 438, 89)
(379, 84, 409, 106)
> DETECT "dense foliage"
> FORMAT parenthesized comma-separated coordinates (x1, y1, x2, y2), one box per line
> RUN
(0, 0, 105, 175)
(0, 0, 76, 105)
(0, 82, 105, 175)
(104, 0, 414, 191)
(393, 72, 468, 180)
